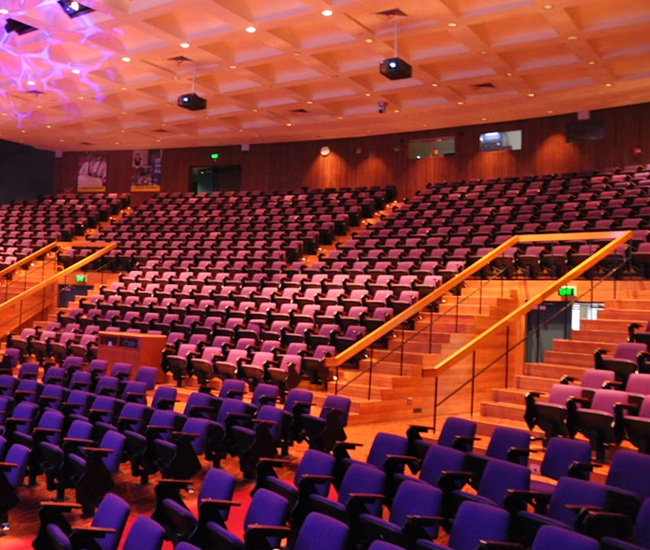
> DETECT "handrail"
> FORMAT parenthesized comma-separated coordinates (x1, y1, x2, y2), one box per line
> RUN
(324, 235, 519, 368)
(422, 230, 632, 378)
(0, 241, 117, 322)
(0, 241, 58, 280)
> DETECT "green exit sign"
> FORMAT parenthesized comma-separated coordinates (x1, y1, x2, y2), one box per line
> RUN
(211, 153, 219, 160)
(75, 274, 87, 283)
(558, 286, 577, 297)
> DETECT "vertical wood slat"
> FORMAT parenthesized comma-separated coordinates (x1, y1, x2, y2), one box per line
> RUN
(53, 102, 650, 198)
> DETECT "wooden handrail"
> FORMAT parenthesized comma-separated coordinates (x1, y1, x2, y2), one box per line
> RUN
(422, 230, 632, 378)
(0, 242, 117, 328)
(324, 235, 519, 368)
(0, 241, 58, 281)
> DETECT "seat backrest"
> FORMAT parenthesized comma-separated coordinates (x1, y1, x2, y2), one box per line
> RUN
(338, 463, 385, 516)
(320, 395, 351, 427)
(198, 468, 236, 522)
(123, 516, 165, 550)
(581, 369, 615, 389)
(478, 459, 530, 506)
(548, 478, 608, 526)
(532, 525, 599, 550)
(626, 373, 650, 395)
(92, 493, 130, 550)
(540, 437, 591, 481)
(389, 480, 442, 537)
(590, 389, 628, 414)
(615, 342, 646, 361)
(366, 432, 409, 470)
(606, 451, 650, 501)
(4, 443, 30, 488)
(438, 417, 476, 450)
(294, 450, 335, 497)
(630, 497, 650, 547)
(485, 426, 530, 463)
(293, 512, 348, 550)
(547, 384, 582, 406)
(448, 501, 510, 550)
(244, 488, 290, 549)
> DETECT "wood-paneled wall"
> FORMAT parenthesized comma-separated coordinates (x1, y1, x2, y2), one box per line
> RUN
(53, 102, 650, 200)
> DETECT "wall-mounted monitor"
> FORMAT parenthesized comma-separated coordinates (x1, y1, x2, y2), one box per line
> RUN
(479, 130, 522, 152)
(408, 137, 455, 159)
(566, 120, 604, 143)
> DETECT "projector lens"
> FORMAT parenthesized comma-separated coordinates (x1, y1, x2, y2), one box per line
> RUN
(389, 62, 396, 68)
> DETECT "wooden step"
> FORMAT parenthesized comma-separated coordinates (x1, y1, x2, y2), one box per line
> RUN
(598, 309, 650, 321)
(492, 388, 529, 406)
(515, 374, 556, 392)
(572, 330, 627, 344)
(552, 339, 614, 355)
(524, 362, 587, 380)
(580, 319, 637, 332)
(544, 350, 594, 367)
(607, 299, 650, 311)
(479, 401, 526, 421)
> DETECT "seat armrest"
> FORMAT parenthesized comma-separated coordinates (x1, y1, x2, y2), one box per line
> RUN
(146, 424, 173, 432)
(334, 441, 362, 450)
(348, 492, 384, 502)
(568, 461, 602, 478)
(257, 457, 291, 467)
(82, 447, 114, 455)
(507, 447, 530, 462)
(33, 427, 62, 434)
(244, 525, 291, 549)
(384, 454, 421, 473)
(172, 431, 200, 439)
(404, 514, 445, 527)
(89, 408, 113, 414)
(63, 438, 94, 445)
(157, 479, 193, 488)
(252, 419, 277, 426)
(0, 462, 18, 471)
(614, 402, 638, 413)
(72, 527, 116, 537)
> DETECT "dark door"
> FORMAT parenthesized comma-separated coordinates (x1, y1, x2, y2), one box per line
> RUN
(190, 165, 242, 193)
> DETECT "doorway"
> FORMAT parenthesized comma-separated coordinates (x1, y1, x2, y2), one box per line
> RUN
(190, 165, 242, 193)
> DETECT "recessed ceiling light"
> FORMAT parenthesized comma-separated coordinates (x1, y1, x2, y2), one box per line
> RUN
(229, 65, 237, 69)
(505, 72, 514, 77)
(121, 87, 127, 90)
(253, 108, 258, 112)
(286, 123, 292, 126)
(0, 9, 8, 14)
(71, 69, 80, 74)
(293, 52, 301, 56)
(78, 96, 84, 99)
(46, 125, 51, 128)
(121, 56, 131, 62)
(567, 35, 578, 40)
(431, 83, 439, 87)
(365, 93, 371, 97)
(365, 38, 374, 43)
(448, 22, 458, 27)
(331, 74, 339, 79)
(21, 129, 25, 133)
(245, 26, 256, 33)
(479, 50, 488, 55)
(457, 101, 464, 105)
(543, 4, 554, 9)
(36, 105, 43, 109)
(161, 123, 166, 127)
(114, 142, 119, 145)
(0, 113, 6, 117)
(393, 109, 400, 113)
(528, 93, 535, 97)
(587, 61, 597, 65)
(156, 139, 161, 143)
(547, 110, 554, 114)
(605, 82, 613, 87)
(306, 101, 313, 104)
(422, 124, 428, 127)
(338, 116, 344, 119)
(27, 80, 35, 86)
(322, 9, 333, 16)
(238, 129, 244, 132)
(180, 43, 190, 48)
(481, 117, 488, 121)
(121, 111, 127, 115)
(59, 139, 65, 142)
(120, 129, 126, 133)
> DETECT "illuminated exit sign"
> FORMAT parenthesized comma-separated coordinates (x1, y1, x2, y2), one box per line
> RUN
(558, 286, 577, 297)
(75, 274, 87, 283)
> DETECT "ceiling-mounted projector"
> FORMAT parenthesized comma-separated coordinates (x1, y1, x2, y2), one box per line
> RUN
(379, 57, 412, 80)
(177, 92, 206, 111)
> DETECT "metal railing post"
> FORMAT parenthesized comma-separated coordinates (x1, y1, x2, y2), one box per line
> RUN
(455, 292, 460, 333)
(433, 377, 438, 433)
(335, 366, 339, 394)
(479, 275, 483, 315)
(505, 326, 510, 388)
(368, 344, 373, 401)
(400, 322, 405, 376)
(470, 351, 476, 417)
(535, 306, 541, 363)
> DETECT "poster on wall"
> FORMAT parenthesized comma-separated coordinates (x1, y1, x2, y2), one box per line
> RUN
(77, 152, 108, 192)
(131, 149, 162, 192)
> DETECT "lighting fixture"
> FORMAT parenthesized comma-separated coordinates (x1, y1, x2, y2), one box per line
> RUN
(121, 56, 131, 62)
(286, 123, 292, 126)
(457, 101, 464, 105)
(246, 26, 256, 33)
(481, 117, 488, 121)
(71, 69, 80, 74)
(5, 18, 37, 35)
(320, 146, 331, 156)
(505, 72, 514, 76)
(479, 50, 488, 55)
(605, 82, 613, 87)
(27, 80, 35, 86)
(365, 93, 371, 97)
(229, 65, 237, 69)
(547, 110, 554, 114)
(567, 35, 578, 40)
(543, 4, 554, 9)
(431, 83, 439, 87)
(447, 22, 457, 27)
(365, 38, 374, 43)
(322, 9, 333, 16)
(180, 42, 190, 48)
(528, 93, 535, 97)
(0, 8, 8, 14)
(306, 101, 313, 105)
(58, 0, 94, 18)
(587, 61, 596, 65)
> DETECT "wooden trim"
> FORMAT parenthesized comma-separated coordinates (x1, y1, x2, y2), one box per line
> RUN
(324, 236, 519, 368)
(0, 241, 58, 281)
(422, 230, 632, 378)
(0, 242, 117, 320)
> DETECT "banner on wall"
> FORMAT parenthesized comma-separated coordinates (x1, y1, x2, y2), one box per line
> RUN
(77, 152, 107, 192)
(131, 149, 162, 192)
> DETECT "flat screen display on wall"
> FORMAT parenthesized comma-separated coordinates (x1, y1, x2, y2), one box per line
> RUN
(566, 120, 605, 143)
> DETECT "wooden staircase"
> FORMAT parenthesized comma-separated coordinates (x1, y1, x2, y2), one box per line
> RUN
(477, 297, 650, 434)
